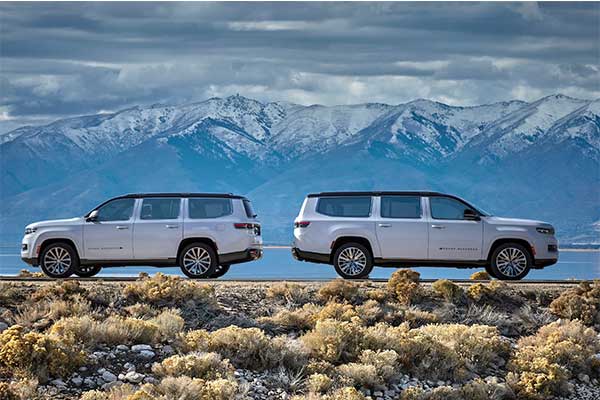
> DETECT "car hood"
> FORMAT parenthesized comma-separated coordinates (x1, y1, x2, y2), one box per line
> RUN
(484, 216, 551, 227)
(27, 217, 84, 229)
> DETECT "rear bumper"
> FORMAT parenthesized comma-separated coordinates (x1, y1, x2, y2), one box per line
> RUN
(21, 256, 38, 266)
(292, 247, 330, 264)
(219, 248, 262, 265)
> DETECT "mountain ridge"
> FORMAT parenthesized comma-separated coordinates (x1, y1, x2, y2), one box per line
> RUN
(1, 94, 598, 243)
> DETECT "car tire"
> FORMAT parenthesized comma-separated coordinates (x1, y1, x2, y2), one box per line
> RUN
(39, 242, 78, 278)
(333, 242, 373, 279)
(484, 264, 499, 279)
(75, 265, 102, 278)
(209, 265, 230, 279)
(179, 242, 218, 279)
(490, 243, 532, 280)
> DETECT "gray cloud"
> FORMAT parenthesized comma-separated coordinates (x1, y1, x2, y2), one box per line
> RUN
(0, 2, 598, 133)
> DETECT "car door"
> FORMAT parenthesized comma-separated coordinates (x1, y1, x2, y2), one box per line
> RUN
(83, 197, 136, 260)
(375, 195, 428, 260)
(426, 196, 483, 260)
(133, 197, 183, 260)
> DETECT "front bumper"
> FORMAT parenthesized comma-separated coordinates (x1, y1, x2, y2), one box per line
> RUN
(219, 248, 262, 265)
(534, 258, 558, 268)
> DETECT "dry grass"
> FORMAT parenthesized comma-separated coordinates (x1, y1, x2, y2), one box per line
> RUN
(266, 282, 310, 305)
(50, 309, 184, 346)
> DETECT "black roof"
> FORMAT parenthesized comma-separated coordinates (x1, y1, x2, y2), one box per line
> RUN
(307, 191, 446, 198)
(118, 193, 246, 199)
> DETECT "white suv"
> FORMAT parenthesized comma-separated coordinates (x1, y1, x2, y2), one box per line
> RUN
(292, 191, 558, 280)
(22, 193, 262, 278)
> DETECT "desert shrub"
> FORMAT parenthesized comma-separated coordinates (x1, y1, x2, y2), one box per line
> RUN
(355, 300, 384, 325)
(152, 352, 233, 379)
(184, 326, 308, 371)
(266, 282, 310, 304)
(417, 324, 510, 376)
(470, 271, 491, 280)
(50, 309, 183, 346)
(32, 280, 86, 301)
(507, 319, 600, 399)
(301, 318, 364, 364)
(17, 269, 44, 278)
(338, 349, 399, 388)
(0, 325, 85, 382)
(365, 288, 388, 302)
(123, 273, 216, 306)
(549, 281, 600, 325)
(387, 270, 421, 304)
(516, 304, 555, 333)
(403, 306, 438, 326)
(401, 381, 514, 400)
(317, 280, 360, 303)
(13, 294, 93, 328)
(0, 382, 19, 400)
(458, 304, 509, 327)
(124, 303, 160, 319)
(0, 283, 23, 305)
(431, 279, 464, 303)
(84, 376, 238, 400)
(362, 322, 510, 381)
(307, 373, 333, 393)
(467, 283, 492, 302)
(316, 302, 359, 323)
(259, 303, 320, 330)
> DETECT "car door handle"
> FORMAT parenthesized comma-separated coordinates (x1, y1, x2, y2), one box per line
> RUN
(378, 223, 392, 228)
(431, 224, 446, 229)
(165, 225, 179, 229)
(116, 226, 129, 230)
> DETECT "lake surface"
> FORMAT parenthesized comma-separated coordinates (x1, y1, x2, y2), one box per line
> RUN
(0, 247, 598, 280)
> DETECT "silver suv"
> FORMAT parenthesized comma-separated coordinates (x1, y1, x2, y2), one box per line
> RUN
(21, 193, 262, 278)
(292, 191, 558, 280)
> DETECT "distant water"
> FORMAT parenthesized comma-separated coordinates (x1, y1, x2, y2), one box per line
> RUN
(0, 247, 598, 280)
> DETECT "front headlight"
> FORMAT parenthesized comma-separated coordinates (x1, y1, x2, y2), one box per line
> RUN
(24, 227, 38, 235)
(536, 226, 554, 235)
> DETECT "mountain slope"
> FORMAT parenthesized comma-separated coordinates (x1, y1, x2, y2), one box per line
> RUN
(0, 94, 598, 243)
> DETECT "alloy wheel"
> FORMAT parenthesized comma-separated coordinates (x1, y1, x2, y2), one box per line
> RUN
(496, 247, 527, 277)
(43, 247, 72, 275)
(337, 246, 367, 276)
(182, 247, 212, 275)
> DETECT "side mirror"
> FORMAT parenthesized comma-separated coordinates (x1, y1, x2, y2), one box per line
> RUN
(463, 209, 480, 221)
(86, 210, 99, 222)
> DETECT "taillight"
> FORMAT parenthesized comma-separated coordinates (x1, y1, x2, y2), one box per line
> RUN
(234, 223, 261, 236)
(294, 221, 310, 228)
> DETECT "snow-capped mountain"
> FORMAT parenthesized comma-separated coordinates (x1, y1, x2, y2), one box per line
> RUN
(0, 94, 598, 243)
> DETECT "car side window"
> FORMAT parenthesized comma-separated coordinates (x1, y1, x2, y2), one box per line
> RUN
(381, 196, 421, 218)
(430, 197, 474, 220)
(140, 198, 181, 220)
(96, 198, 135, 222)
(189, 198, 232, 219)
(316, 196, 372, 217)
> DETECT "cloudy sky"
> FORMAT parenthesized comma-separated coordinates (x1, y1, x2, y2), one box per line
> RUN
(0, 2, 598, 133)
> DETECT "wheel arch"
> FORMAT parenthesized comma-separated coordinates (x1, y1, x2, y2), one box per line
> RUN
(177, 237, 219, 262)
(330, 236, 374, 263)
(39, 238, 81, 260)
(487, 238, 534, 261)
